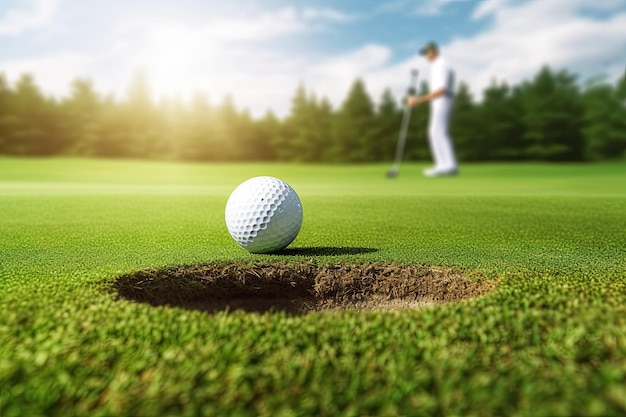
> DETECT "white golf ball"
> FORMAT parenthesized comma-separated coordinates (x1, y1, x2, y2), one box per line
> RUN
(225, 176, 303, 254)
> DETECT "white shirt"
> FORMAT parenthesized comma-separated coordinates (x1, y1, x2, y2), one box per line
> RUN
(429, 56, 454, 104)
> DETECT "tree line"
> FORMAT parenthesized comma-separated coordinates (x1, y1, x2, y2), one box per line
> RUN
(0, 66, 624, 162)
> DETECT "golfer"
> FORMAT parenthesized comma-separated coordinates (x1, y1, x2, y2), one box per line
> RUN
(408, 41, 458, 177)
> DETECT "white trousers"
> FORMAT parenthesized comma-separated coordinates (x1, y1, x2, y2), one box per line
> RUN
(428, 98, 457, 171)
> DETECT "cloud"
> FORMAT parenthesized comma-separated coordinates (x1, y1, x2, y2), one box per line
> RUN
(110, 6, 368, 114)
(374, 1, 410, 14)
(446, 0, 626, 97)
(357, 0, 626, 104)
(472, 0, 514, 20)
(414, 0, 471, 16)
(303, 44, 394, 107)
(0, 4, 382, 116)
(302, 8, 357, 22)
(473, 0, 626, 21)
(200, 7, 306, 42)
(113, 6, 354, 46)
(344, 0, 626, 110)
(311, 44, 392, 78)
(0, 0, 61, 35)
(1, 0, 624, 118)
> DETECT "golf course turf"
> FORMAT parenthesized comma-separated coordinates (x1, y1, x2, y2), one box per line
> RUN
(1, 158, 625, 416)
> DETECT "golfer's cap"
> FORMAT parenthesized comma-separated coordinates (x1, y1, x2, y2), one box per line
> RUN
(419, 41, 438, 55)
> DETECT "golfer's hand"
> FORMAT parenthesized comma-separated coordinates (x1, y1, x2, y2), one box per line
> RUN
(408, 96, 424, 107)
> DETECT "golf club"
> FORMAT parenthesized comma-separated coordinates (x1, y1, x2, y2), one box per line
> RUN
(386, 69, 419, 178)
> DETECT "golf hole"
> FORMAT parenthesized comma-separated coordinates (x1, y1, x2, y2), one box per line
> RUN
(113, 262, 496, 315)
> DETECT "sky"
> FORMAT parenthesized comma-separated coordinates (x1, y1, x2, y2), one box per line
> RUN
(0, 0, 625, 116)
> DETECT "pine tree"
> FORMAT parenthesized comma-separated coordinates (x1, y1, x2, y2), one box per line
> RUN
(61, 78, 102, 155)
(286, 85, 318, 162)
(276, 84, 333, 162)
(476, 81, 525, 160)
(374, 88, 400, 162)
(158, 95, 186, 160)
(0, 73, 16, 154)
(172, 92, 216, 161)
(311, 96, 334, 162)
(449, 82, 480, 161)
(232, 108, 261, 161)
(1, 66, 624, 162)
(521, 66, 584, 161)
(252, 111, 282, 161)
(331, 79, 376, 162)
(274, 84, 307, 161)
(582, 75, 626, 160)
(4, 74, 64, 155)
(124, 71, 164, 158)
(213, 94, 242, 160)
(91, 71, 160, 158)
(94, 95, 131, 157)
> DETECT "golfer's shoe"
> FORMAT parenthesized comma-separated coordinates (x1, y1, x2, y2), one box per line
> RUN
(423, 168, 458, 177)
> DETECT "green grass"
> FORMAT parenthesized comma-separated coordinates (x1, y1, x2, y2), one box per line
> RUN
(1, 157, 625, 416)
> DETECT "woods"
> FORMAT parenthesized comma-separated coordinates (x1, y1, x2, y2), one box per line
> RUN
(0, 66, 624, 162)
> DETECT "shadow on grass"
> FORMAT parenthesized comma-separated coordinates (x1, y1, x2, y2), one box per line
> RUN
(273, 247, 379, 256)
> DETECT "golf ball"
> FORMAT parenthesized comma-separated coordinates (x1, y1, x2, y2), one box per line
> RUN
(225, 176, 303, 254)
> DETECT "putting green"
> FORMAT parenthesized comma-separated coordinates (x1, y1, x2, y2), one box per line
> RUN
(1, 158, 625, 416)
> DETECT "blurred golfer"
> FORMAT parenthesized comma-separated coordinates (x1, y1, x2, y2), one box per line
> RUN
(408, 41, 458, 177)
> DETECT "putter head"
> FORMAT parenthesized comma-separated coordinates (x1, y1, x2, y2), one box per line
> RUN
(386, 169, 399, 178)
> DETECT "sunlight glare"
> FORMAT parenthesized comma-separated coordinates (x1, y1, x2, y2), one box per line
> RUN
(139, 25, 218, 98)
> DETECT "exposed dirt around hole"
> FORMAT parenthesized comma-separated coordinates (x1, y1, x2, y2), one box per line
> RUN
(114, 262, 497, 315)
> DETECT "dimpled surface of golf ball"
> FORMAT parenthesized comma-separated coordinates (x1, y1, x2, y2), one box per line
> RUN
(225, 176, 303, 254)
